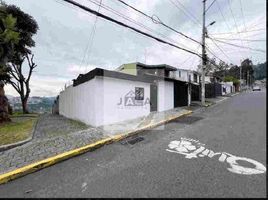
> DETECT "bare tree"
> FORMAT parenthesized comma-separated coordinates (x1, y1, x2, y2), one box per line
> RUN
(8, 53, 36, 113)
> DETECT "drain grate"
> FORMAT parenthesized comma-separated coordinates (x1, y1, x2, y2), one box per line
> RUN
(173, 116, 203, 124)
(121, 136, 144, 145)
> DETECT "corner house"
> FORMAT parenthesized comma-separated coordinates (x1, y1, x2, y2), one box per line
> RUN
(59, 63, 189, 127)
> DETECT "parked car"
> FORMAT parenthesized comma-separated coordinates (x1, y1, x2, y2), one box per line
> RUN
(252, 86, 261, 91)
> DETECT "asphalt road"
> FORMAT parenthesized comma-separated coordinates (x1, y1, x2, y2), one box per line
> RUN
(0, 90, 266, 198)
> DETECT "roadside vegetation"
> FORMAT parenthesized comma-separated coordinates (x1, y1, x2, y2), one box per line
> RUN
(0, 113, 38, 146)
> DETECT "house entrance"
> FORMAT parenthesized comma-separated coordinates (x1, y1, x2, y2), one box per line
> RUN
(150, 84, 158, 112)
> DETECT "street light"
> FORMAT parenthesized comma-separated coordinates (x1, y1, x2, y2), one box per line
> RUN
(205, 21, 216, 38)
(208, 21, 216, 26)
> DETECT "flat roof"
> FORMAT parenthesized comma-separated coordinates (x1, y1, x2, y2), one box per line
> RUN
(72, 68, 186, 87)
(136, 62, 177, 71)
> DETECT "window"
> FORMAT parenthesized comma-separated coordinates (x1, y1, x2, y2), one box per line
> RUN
(194, 74, 198, 82)
(179, 71, 181, 77)
(188, 74, 191, 82)
(135, 87, 144, 100)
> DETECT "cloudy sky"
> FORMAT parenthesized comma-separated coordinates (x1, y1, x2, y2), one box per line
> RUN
(4, 0, 266, 97)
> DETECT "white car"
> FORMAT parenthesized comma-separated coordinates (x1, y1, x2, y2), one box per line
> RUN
(252, 86, 261, 91)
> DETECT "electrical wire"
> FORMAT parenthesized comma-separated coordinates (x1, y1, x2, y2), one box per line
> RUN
(205, 0, 216, 13)
(115, 0, 202, 46)
(62, 0, 202, 58)
(80, 0, 102, 74)
(169, 0, 202, 27)
(211, 38, 266, 42)
(209, 28, 266, 36)
(208, 38, 233, 63)
(227, 0, 246, 56)
(87, 0, 195, 51)
(208, 37, 266, 53)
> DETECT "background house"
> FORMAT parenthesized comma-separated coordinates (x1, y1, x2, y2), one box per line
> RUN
(116, 62, 177, 78)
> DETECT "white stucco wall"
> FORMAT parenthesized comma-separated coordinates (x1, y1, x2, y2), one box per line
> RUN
(59, 76, 151, 127)
(157, 80, 174, 112)
(95, 76, 151, 126)
(59, 78, 96, 125)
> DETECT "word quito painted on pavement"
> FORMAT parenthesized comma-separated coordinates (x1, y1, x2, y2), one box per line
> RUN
(166, 137, 266, 175)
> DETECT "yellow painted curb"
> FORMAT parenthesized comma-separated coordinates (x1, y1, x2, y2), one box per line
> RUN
(0, 110, 192, 185)
(0, 137, 113, 185)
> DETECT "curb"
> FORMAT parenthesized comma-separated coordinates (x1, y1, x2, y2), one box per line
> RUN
(0, 110, 192, 185)
(0, 117, 39, 152)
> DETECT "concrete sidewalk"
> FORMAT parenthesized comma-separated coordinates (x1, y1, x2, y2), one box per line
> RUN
(98, 107, 192, 136)
(0, 108, 192, 184)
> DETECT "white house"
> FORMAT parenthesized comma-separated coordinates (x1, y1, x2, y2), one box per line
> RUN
(59, 67, 189, 127)
(170, 69, 201, 84)
(221, 81, 234, 95)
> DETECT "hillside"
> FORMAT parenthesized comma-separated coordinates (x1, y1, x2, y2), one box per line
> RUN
(253, 62, 266, 80)
(7, 96, 56, 113)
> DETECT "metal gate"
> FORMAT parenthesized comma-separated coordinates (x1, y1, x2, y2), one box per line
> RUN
(174, 80, 188, 107)
(191, 84, 200, 101)
(150, 84, 157, 112)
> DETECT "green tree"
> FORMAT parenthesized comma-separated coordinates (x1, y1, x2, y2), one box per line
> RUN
(2, 3, 38, 113)
(241, 58, 254, 86)
(224, 75, 240, 84)
(0, 3, 20, 81)
(0, 1, 20, 122)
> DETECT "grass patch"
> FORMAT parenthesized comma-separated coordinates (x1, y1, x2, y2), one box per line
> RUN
(11, 112, 39, 118)
(0, 117, 37, 146)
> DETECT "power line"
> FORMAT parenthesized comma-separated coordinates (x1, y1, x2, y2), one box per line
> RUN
(116, 0, 151, 19)
(239, 0, 250, 58)
(205, 0, 216, 13)
(80, 0, 102, 73)
(214, 0, 244, 58)
(227, 0, 246, 56)
(116, 0, 202, 46)
(208, 37, 266, 53)
(211, 38, 266, 42)
(62, 0, 202, 58)
(205, 45, 227, 65)
(175, 0, 202, 25)
(209, 28, 266, 36)
(208, 38, 233, 63)
(169, 0, 202, 27)
(87, 0, 195, 51)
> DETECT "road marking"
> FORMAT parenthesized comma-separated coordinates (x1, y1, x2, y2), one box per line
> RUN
(166, 138, 266, 175)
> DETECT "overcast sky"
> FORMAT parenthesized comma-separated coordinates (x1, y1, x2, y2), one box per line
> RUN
(4, 0, 266, 97)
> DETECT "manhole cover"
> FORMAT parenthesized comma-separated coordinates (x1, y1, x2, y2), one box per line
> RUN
(173, 116, 203, 124)
(121, 136, 144, 145)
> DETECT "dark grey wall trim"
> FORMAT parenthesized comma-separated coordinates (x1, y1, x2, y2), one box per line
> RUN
(73, 68, 187, 87)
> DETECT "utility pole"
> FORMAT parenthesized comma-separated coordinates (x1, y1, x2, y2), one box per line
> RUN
(188, 71, 191, 107)
(240, 59, 242, 90)
(247, 70, 249, 89)
(201, 0, 207, 106)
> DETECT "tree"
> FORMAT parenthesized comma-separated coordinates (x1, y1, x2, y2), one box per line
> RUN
(253, 62, 266, 80)
(2, 3, 38, 113)
(0, 1, 20, 122)
(241, 58, 254, 86)
(228, 65, 240, 80)
(197, 57, 217, 75)
(0, 3, 20, 81)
